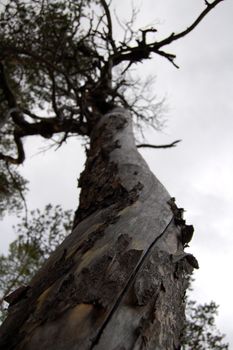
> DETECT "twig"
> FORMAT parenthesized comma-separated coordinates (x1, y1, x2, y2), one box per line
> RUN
(137, 140, 181, 149)
(156, 50, 179, 69)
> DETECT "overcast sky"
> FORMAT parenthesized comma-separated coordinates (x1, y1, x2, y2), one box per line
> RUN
(1, 0, 233, 346)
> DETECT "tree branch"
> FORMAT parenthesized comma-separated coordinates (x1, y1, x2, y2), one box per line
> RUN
(0, 116, 89, 165)
(112, 0, 224, 68)
(155, 0, 224, 48)
(49, 71, 61, 119)
(137, 140, 181, 149)
(156, 50, 179, 69)
(0, 129, 25, 164)
(99, 0, 116, 52)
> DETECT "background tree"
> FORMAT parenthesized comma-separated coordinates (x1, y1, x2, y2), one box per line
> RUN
(0, 162, 27, 217)
(182, 298, 228, 350)
(0, 0, 225, 349)
(0, 205, 73, 322)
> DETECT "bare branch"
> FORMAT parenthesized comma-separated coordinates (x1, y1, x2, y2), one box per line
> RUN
(155, 0, 224, 47)
(0, 108, 20, 129)
(49, 71, 61, 119)
(0, 129, 25, 164)
(0, 0, 224, 167)
(99, 0, 116, 52)
(22, 109, 48, 121)
(111, 0, 224, 68)
(156, 50, 179, 69)
(137, 140, 181, 149)
(0, 114, 89, 165)
(139, 28, 157, 45)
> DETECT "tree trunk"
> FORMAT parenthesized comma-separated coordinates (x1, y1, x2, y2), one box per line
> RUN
(0, 107, 195, 350)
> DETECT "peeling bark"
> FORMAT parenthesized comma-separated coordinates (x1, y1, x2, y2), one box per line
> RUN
(0, 108, 196, 350)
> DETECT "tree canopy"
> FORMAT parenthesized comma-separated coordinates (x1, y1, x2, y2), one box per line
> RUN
(0, 0, 224, 164)
(0, 0, 224, 221)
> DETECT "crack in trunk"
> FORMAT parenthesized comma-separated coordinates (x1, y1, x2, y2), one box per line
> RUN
(90, 215, 174, 349)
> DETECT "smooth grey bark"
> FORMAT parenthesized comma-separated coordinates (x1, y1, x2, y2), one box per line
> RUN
(0, 108, 195, 350)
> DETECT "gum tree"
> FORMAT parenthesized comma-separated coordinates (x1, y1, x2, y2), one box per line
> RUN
(0, 1, 224, 349)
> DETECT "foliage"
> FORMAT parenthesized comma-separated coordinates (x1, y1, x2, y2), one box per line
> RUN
(0, 161, 28, 218)
(0, 205, 229, 349)
(0, 114, 28, 217)
(0, 0, 167, 212)
(0, 0, 101, 117)
(0, 0, 162, 152)
(182, 299, 229, 349)
(0, 204, 73, 322)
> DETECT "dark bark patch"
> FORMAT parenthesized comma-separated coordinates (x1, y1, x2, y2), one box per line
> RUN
(172, 252, 199, 269)
(116, 233, 132, 253)
(168, 197, 195, 250)
(167, 197, 186, 226)
(73, 249, 143, 308)
(75, 225, 106, 255)
(133, 251, 169, 307)
(34, 247, 143, 322)
(181, 225, 194, 245)
(131, 250, 188, 349)
(117, 249, 143, 275)
(4, 285, 31, 307)
(133, 270, 161, 307)
(74, 145, 143, 225)
(40, 250, 75, 290)
(73, 113, 143, 227)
